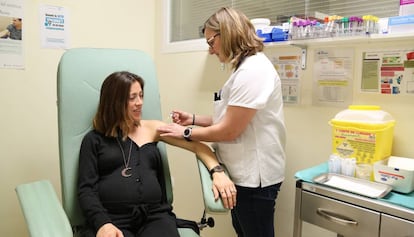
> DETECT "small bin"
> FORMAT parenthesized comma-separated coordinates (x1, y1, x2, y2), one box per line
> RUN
(256, 28, 272, 42)
(271, 28, 288, 42)
(374, 156, 414, 193)
(251, 18, 273, 42)
(329, 105, 395, 164)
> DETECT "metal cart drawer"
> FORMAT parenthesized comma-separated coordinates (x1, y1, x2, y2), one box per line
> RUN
(380, 214, 414, 237)
(301, 191, 380, 237)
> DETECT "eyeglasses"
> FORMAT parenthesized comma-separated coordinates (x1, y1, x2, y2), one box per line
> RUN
(206, 33, 220, 48)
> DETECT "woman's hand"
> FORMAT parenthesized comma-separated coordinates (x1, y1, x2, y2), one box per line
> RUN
(96, 223, 124, 237)
(211, 172, 237, 209)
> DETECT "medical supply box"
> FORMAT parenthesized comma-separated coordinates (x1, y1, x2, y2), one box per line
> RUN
(388, 14, 414, 34)
(374, 156, 414, 193)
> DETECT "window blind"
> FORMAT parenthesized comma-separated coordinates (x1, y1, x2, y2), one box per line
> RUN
(170, 0, 399, 42)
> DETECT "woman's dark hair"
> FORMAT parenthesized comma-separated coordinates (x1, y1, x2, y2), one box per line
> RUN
(93, 71, 144, 138)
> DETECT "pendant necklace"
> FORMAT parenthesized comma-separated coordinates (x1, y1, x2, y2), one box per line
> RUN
(116, 138, 133, 178)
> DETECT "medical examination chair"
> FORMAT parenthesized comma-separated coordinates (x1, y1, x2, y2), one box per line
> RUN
(15, 48, 227, 237)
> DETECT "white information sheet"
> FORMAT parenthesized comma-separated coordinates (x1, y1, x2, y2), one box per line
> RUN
(268, 54, 302, 104)
(39, 5, 70, 49)
(0, 0, 24, 69)
(313, 48, 354, 106)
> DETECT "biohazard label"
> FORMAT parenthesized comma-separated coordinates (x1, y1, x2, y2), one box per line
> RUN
(335, 141, 354, 157)
(333, 128, 376, 163)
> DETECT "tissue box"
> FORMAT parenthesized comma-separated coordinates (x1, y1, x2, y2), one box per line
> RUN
(373, 156, 414, 193)
(400, 0, 414, 16)
(388, 14, 414, 34)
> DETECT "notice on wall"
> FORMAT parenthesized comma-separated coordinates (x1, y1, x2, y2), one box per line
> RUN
(361, 50, 414, 95)
(39, 5, 70, 49)
(313, 48, 354, 106)
(267, 54, 302, 104)
(0, 0, 24, 69)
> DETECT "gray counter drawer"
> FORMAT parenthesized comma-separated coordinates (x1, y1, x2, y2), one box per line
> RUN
(380, 214, 414, 237)
(301, 191, 380, 237)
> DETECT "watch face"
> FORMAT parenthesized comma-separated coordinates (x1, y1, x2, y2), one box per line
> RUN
(184, 128, 191, 137)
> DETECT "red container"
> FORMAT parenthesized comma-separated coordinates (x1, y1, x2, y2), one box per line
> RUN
(407, 51, 414, 60)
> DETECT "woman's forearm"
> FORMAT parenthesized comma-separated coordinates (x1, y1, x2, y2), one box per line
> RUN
(193, 142, 220, 170)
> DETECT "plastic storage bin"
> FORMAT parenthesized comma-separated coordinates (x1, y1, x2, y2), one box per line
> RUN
(374, 156, 414, 193)
(251, 18, 272, 42)
(271, 28, 288, 41)
(256, 28, 272, 42)
(329, 105, 395, 164)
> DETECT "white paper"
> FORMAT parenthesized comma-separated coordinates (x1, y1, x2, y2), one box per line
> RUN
(39, 5, 70, 49)
(0, 0, 24, 69)
(313, 48, 354, 106)
(267, 53, 302, 104)
(325, 175, 384, 197)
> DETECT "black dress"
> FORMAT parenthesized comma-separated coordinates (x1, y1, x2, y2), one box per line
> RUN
(78, 130, 180, 237)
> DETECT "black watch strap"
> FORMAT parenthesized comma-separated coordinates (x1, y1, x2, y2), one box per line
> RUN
(209, 164, 225, 177)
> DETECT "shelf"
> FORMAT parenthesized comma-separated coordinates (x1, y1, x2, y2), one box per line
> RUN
(264, 32, 414, 48)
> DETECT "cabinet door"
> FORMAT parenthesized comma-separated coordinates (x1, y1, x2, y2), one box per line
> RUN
(301, 191, 380, 237)
(380, 214, 414, 237)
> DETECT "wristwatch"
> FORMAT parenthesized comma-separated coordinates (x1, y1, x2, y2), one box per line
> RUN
(209, 164, 225, 177)
(183, 127, 192, 141)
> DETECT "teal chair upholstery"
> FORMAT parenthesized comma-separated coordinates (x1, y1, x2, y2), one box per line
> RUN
(15, 180, 73, 237)
(15, 48, 226, 237)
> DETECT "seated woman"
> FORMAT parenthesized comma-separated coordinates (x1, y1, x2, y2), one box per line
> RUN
(78, 71, 236, 237)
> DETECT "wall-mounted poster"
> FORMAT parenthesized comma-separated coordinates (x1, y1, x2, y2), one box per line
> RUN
(266, 52, 302, 104)
(313, 48, 354, 106)
(362, 49, 414, 95)
(0, 0, 24, 69)
(39, 4, 70, 49)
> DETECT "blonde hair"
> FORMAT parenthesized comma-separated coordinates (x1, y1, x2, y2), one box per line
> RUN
(203, 7, 264, 69)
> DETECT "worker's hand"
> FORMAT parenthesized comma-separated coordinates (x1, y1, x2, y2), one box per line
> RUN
(170, 110, 192, 126)
(96, 223, 124, 237)
(157, 123, 186, 139)
(212, 172, 237, 209)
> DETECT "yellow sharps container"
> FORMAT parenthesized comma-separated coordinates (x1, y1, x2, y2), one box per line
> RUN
(329, 105, 395, 164)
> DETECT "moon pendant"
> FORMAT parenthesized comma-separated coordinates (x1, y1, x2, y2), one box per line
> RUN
(121, 167, 132, 177)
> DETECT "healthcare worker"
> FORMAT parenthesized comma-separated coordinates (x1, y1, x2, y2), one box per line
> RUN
(158, 7, 286, 237)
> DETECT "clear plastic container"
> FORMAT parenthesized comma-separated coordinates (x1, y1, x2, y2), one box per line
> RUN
(333, 105, 394, 123)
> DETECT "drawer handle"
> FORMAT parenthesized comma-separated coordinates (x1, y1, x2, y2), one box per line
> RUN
(316, 208, 358, 226)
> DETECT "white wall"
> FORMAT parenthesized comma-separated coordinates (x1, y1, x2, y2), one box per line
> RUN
(0, 0, 155, 236)
(1, 1, 414, 237)
(154, 2, 414, 234)
(265, 40, 414, 237)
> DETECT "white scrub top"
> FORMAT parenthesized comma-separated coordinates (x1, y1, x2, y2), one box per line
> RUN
(213, 52, 286, 188)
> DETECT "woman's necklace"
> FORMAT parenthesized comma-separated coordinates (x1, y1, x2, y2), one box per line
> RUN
(116, 138, 133, 178)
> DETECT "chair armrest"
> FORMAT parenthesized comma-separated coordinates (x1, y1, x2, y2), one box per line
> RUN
(178, 227, 200, 237)
(196, 159, 229, 213)
(15, 180, 73, 237)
